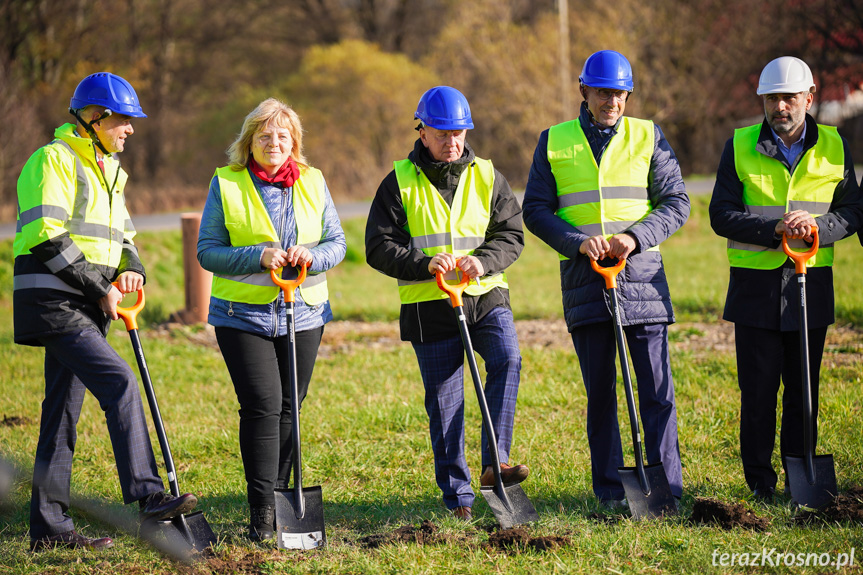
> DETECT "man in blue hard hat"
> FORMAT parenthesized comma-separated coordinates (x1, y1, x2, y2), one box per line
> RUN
(365, 86, 528, 521)
(710, 57, 863, 502)
(14, 72, 198, 551)
(522, 50, 689, 510)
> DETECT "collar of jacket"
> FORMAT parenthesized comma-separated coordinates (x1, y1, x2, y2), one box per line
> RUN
(578, 101, 622, 135)
(756, 113, 819, 169)
(408, 138, 476, 190)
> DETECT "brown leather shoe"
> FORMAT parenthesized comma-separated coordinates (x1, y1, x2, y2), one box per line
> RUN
(480, 462, 529, 487)
(30, 530, 114, 552)
(451, 506, 472, 521)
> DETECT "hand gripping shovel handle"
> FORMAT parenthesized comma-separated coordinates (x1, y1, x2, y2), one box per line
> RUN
(589, 258, 651, 495)
(271, 265, 308, 518)
(782, 226, 819, 484)
(436, 269, 513, 510)
(115, 287, 182, 498)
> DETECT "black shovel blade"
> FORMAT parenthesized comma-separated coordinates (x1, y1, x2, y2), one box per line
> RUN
(784, 454, 837, 509)
(479, 484, 539, 529)
(274, 486, 326, 550)
(619, 463, 678, 520)
(140, 512, 216, 559)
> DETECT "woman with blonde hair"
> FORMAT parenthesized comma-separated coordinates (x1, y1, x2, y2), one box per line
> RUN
(198, 98, 345, 540)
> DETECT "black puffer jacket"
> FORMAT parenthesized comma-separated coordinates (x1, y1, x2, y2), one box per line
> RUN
(365, 139, 524, 342)
(523, 104, 690, 330)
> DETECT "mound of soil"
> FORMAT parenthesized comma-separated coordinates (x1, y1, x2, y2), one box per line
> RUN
(485, 528, 570, 553)
(794, 486, 863, 523)
(174, 548, 286, 575)
(689, 497, 770, 530)
(359, 520, 465, 548)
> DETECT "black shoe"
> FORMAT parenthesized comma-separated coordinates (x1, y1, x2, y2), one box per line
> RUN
(139, 491, 197, 521)
(753, 486, 775, 502)
(30, 530, 114, 552)
(249, 505, 275, 541)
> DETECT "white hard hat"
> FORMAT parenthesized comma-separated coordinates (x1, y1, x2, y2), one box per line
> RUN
(757, 56, 816, 95)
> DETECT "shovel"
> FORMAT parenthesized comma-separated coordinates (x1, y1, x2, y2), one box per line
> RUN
(270, 266, 326, 550)
(115, 287, 217, 557)
(591, 258, 678, 520)
(436, 269, 539, 529)
(781, 226, 838, 508)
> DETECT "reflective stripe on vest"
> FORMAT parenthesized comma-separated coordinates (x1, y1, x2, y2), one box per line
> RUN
(211, 166, 329, 305)
(548, 116, 656, 260)
(729, 123, 842, 269)
(13, 139, 127, 268)
(394, 157, 508, 304)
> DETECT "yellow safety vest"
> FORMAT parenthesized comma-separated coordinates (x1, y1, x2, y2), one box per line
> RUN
(14, 124, 133, 295)
(210, 166, 328, 305)
(728, 123, 842, 269)
(548, 116, 656, 260)
(394, 157, 508, 304)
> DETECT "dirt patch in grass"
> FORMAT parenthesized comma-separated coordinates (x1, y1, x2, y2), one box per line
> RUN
(154, 320, 862, 365)
(358, 520, 470, 548)
(793, 486, 863, 524)
(689, 497, 770, 530)
(1, 415, 35, 427)
(485, 528, 570, 553)
(173, 548, 291, 574)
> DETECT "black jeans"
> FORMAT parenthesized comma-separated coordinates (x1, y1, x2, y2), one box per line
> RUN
(215, 325, 324, 506)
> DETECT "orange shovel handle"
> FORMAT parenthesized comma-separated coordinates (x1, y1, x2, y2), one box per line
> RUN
(436, 269, 471, 308)
(114, 284, 145, 332)
(270, 264, 308, 302)
(590, 257, 626, 290)
(782, 225, 819, 275)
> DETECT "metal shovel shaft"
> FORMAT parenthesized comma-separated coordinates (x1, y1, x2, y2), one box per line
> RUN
(129, 328, 181, 498)
(607, 288, 651, 495)
(287, 300, 306, 519)
(795, 273, 817, 485)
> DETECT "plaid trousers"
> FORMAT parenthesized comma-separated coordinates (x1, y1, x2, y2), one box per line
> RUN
(30, 326, 163, 538)
(412, 306, 522, 510)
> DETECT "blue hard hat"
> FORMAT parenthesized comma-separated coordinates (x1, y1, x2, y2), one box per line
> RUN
(415, 86, 474, 130)
(579, 50, 634, 92)
(70, 72, 147, 118)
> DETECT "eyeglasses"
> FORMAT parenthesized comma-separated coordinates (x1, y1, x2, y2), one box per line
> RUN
(594, 89, 629, 103)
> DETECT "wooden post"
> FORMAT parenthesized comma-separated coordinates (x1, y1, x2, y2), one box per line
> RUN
(174, 212, 211, 324)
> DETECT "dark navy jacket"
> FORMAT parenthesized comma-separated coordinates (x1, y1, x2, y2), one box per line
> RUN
(523, 103, 690, 331)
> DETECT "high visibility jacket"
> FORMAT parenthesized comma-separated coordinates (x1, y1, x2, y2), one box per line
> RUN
(728, 123, 842, 269)
(394, 157, 507, 304)
(14, 124, 133, 288)
(210, 166, 328, 305)
(548, 116, 656, 260)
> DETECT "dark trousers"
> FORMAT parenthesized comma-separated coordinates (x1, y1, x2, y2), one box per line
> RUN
(571, 321, 683, 501)
(31, 327, 163, 538)
(734, 324, 827, 491)
(412, 307, 522, 510)
(215, 325, 324, 507)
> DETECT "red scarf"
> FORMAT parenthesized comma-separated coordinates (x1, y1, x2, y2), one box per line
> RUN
(249, 157, 300, 187)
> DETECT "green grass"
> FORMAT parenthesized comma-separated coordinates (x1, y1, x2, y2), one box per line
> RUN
(0, 195, 861, 573)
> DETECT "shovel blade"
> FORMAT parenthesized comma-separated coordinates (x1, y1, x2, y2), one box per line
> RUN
(619, 463, 678, 520)
(479, 484, 539, 529)
(140, 512, 216, 559)
(274, 486, 326, 550)
(784, 454, 837, 509)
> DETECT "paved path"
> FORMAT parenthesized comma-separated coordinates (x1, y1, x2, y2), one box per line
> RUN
(0, 179, 714, 239)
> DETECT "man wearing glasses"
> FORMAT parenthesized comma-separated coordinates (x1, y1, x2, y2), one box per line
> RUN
(522, 50, 689, 510)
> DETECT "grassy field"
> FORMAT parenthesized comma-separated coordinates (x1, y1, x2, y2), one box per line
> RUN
(0, 196, 861, 574)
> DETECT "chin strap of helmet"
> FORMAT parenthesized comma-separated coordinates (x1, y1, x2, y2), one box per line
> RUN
(68, 107, 121, 194)
(69, 107, 113, 157)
